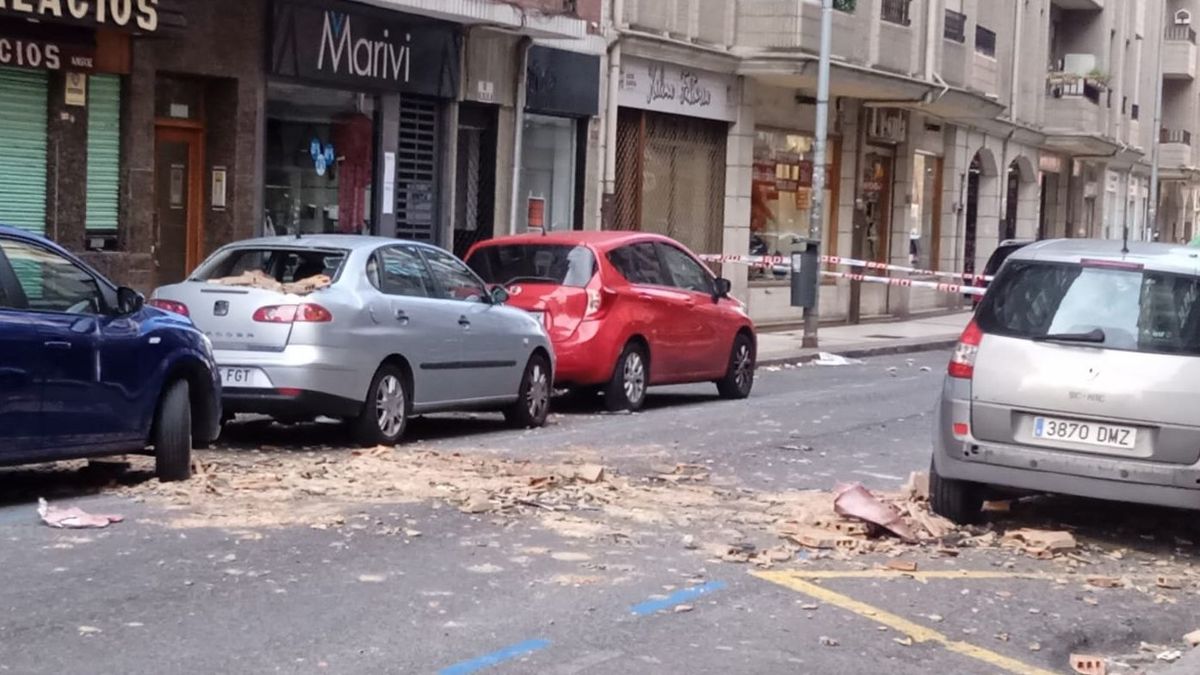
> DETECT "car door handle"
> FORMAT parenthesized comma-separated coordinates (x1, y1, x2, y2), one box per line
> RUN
(44, 341, 72, 350)
(637, 293, 653, 301)
(458, 316, 471, 327)
(394, 309, 409, 323)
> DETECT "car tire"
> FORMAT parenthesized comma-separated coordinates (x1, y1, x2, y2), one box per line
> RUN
(505, 354, 552, 429)
(353, 364, 410, 447)
(930, 461, 984, 524)
(716, 333, 755, 399)
(604, 343, 648, 413)
(154, 379, 193, 482)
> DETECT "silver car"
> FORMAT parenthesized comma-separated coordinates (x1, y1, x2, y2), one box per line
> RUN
(931, 239, 1200, 522)
(151, 235, 554, 445)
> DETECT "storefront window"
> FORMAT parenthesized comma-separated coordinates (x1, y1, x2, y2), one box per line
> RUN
(264, 82, 376, 236)
(518, 114, 577, 232)
(750, 129, 835, 280)
(910, 153, 941, 270)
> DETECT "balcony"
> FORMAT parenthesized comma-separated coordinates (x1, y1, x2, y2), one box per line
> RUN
(628, 0, 734, 47)
(1049, 0, 1103, 9)
(1160, 128, 1194, 169)
(1163, 25, 1197, 80)
(1044, 76, 1105, 135)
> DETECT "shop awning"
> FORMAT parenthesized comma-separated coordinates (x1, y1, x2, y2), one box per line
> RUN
(1041, 133, 1124, 157)
(738, 54, 1006, 121)
(351, 0, 588, 39)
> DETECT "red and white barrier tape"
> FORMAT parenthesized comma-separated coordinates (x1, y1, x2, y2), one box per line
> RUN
(698, 253, 993, 284)
(821, 270, 986, 296)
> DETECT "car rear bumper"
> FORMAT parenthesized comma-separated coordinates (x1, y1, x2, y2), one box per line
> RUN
(935, 416, 1200, 512)
(214, 345, 368, 404)
(223, 387, 363, 419)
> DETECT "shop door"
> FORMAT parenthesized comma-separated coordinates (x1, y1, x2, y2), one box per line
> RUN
(453, 104, 496, 258)
(0, 68, 48, 235)
(849, 149, 893, 323)
(154, 125, 204, 283)
(964, 161, 981, 274)
(396, 97, 440, 244)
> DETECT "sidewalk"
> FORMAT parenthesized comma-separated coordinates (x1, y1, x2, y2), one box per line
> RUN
(757, 311, 972, 366)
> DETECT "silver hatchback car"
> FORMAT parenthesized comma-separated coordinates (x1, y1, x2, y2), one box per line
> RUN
(932, 239, 1200, 522)
(151, 235, 554, 445)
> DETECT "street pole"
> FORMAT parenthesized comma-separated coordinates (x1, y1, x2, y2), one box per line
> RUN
(802, 0, 833, 349)
(1148, 5, 1165, 242)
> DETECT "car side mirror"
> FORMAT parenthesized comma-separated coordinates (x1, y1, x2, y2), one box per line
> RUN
(489, 285, 510, 305)
(714, 277, 732, 300)
(117, 287, 145, 315)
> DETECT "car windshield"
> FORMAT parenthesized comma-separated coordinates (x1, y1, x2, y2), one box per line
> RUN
(467, 244, 596, 288)
(977, 260, 1200, 356)
(191, 247, 348, 284)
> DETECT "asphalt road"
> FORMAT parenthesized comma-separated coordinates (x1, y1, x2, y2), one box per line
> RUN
(2, 350, 1198, 675)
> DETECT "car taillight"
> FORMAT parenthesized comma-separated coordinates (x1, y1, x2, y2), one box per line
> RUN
(948, 320, 983, 379)
(149, 298, 189, 317)
(585, 288, 615, 319)
(252, 303, 333, 323)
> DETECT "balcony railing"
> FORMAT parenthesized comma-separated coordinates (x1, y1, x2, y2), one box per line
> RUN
(1047, 77, 1103, 105)
(880, 0, 911, 26)
(944, 9, 966, 42)
(975, 25, 997, 57)
(1161, 128, 1192, 145)
(1166, 25, 1198, 44)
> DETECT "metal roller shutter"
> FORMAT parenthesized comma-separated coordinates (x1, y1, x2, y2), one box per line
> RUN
(0, 68, 48, 235)
(395, 96, 439, 243)
(86, 74, 121, 232)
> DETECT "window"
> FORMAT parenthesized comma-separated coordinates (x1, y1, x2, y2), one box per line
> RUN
(975, 25, 997, 57)
(833, 0, 856, 12)
(420, 247, 487, 303)
(910, 154, 942, 271)
(978, 261, 1200, 356)
(658, 245, 715, 295)
(467, 244, 596, 288)
(608, 243, 669, 286)
(944, 9, 966, 42)
(518, 115, 578, 233)
(371, 246, 435, 298)
(880, 0, 911, 26)
(0, 238, 103, 314)
(193, 247, 348, 283)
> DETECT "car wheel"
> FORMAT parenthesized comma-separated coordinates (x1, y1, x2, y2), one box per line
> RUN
(154, 379, 193, 482)
(353, 364, 410, 447)
(604, 343, 648, 412)
(930, 460, 984, 524)
(716, 334, 755, 399)
(505, 354, 552, 429)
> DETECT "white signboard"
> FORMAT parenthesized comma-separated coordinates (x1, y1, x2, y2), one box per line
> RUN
(618, 56, 737, 123)
(382, 152, 396, 216)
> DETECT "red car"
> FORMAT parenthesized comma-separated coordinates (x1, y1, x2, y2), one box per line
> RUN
(466, 232, 756, 412)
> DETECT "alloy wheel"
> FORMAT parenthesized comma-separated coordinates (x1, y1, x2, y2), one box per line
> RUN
(375, 374, 406, 438)
(623, 352, 646, 405)
(526, 362, 550, 420)
(733, 343, 753, 393)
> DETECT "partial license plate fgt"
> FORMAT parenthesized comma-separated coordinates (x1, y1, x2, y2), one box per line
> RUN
(220, 367, 269, 388)
(1032, 416, 1137, 450)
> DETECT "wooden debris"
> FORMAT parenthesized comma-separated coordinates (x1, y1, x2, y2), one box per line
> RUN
(1003, 528, 1077, 555)
(1085, 576, 1124, 589)
(886, 559, 918, 573)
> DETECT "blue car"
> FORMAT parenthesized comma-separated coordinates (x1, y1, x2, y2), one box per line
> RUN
(0, 226, 220, 481)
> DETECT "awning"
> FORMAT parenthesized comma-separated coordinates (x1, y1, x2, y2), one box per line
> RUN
(352, 0, 588, 39)
(1042, 133, 1124, 157)
(738, 54, 1006, 121)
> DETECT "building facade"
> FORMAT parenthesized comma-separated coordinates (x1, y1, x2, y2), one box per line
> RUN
(0, 0, 597, 289)
(595, 0, 1197, 327)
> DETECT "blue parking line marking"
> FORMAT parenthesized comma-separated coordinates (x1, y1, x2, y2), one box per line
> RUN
(629, 580, 728, 616)
(439, 638, 551, 675)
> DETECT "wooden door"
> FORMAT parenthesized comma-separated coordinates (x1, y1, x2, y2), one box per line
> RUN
(154, 124, 205, 283)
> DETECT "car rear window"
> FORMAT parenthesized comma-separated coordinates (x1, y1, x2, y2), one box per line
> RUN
(978, 260, 1200, 356)
(192, 248, 348, 284)
(467, 244, 596, 288)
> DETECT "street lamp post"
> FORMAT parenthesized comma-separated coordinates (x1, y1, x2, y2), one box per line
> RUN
(798, 0, 834, 349)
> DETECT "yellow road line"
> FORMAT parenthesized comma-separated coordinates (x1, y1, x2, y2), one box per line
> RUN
(753, 571, 1059, 675)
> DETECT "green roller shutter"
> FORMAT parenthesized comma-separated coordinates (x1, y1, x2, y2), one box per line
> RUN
(86, 74, 121, 232)
(0, 68, 48, 235)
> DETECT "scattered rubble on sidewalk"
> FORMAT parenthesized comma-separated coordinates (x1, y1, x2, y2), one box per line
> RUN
(37, 497, 123, 529)
(1070, 653, 1107, 675)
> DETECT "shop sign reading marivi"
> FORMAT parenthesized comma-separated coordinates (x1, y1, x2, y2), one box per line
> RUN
(0, 0, 160, 32)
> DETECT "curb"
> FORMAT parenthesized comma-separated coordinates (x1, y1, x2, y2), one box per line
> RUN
(757, 337, 960, 368)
